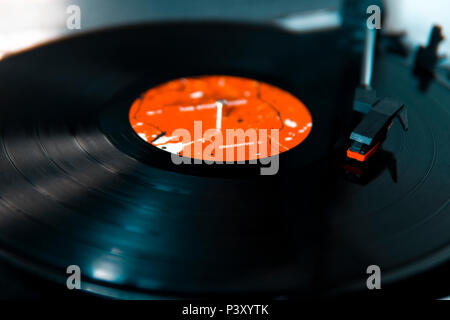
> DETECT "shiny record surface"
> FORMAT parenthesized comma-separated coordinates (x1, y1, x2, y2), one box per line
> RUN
(0, 22, 448, 298)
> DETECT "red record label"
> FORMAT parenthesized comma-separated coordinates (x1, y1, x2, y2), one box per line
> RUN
(129, 75, 312, 162)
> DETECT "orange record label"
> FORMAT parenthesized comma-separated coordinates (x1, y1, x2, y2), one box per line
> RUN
(129, 75, 312, 162)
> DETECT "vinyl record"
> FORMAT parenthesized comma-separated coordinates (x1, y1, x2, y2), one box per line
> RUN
(0, 22, 448, 298)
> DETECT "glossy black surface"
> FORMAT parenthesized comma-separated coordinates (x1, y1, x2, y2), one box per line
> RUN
(0, 22, 448, 298)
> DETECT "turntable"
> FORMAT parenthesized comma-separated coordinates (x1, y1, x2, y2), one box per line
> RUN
(0, 0, 448, 300)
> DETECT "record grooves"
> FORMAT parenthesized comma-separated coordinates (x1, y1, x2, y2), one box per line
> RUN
(0, 21, 448, 298)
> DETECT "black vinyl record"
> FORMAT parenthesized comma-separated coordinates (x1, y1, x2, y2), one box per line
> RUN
(0, 22, 448, 298)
